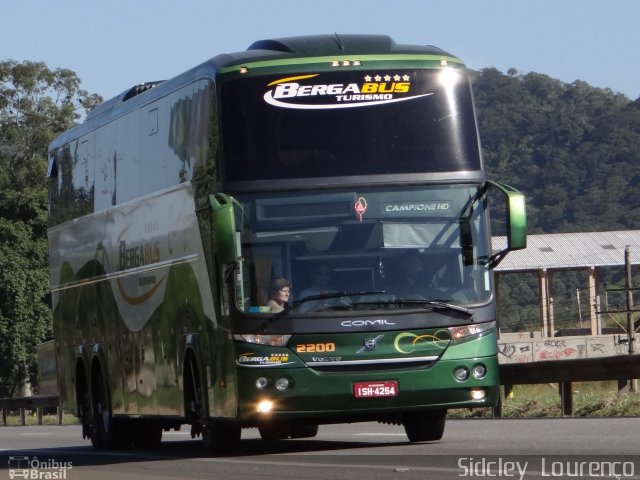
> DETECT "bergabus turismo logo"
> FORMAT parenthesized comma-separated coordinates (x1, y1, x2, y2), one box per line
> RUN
(263, 73, 432, 109)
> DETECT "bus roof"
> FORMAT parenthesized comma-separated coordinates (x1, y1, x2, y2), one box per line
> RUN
(50, 34, 459, 151)
(213, 34, 454, 69)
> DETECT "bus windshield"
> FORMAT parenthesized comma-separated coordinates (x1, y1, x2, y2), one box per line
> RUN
(232, 185, 492, 315)
(220, 68, 481, 182)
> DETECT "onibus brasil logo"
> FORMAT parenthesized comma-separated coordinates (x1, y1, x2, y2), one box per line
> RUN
(8, 456, 73, 479)
(264, 74, 433, 109)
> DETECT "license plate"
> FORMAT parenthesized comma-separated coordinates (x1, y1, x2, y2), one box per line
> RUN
(353, 380, 398, 398)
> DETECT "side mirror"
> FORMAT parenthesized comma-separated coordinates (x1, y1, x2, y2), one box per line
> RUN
(487, 181, 527, 267)
(209, 193, 240, 266)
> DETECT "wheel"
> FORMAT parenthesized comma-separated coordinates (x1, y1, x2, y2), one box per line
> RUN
(258, 422, 318, 441)
(91, 367, 127, 449)
(289, 424, 319, 439)
(258, 422, 291, 441)
(76, 367, 93, 441)
(403, 410, 446, 442)
(202, 420, 240, 452)
(184, 354, 240, 453)
(132, 422, 163, 448)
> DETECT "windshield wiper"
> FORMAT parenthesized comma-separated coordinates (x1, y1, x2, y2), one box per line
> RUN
(352, 297, 472, 315)
(391, 298, 472, 315)
(293, 290, 386, 307)
(258, 290, 386, 332)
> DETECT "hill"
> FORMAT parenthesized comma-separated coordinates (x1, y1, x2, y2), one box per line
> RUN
(473, 68, 640, 234)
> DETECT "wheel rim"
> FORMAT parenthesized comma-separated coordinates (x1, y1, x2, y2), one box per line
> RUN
(96, 400, 109, 433)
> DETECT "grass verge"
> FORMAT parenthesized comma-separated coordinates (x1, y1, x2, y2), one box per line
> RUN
(449, 381, 640, 418)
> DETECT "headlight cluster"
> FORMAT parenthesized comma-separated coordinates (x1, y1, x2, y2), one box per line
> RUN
(255, 375, 294, 391)
(253, 376, 295, 414)
(233, 334, 291, 346)
(453, 363, 487, 382)
(453, 363, 489, 401)
(448, 321, 495, 342)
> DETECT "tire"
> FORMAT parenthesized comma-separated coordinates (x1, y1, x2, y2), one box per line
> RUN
(132, 422, 163, 448)
(76, 367, 92, 441)
(184, 354, 240, 453)
(259, 423, 319, 441)
(91, 367, 127, 449)
(403, 410, 446, 442)
(289, 424, 319, 439)
(258, 423, 291, 441)
(202, 420, 241, 452)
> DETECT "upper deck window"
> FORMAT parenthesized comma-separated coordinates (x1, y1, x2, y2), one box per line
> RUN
(220, 68, 480, 182)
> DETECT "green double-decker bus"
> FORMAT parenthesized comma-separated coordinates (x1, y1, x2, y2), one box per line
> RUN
(47, 35, 526, 451)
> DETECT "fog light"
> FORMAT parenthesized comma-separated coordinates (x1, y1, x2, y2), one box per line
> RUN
(472, 364, 487, 379)
(454, 367, 469, 382)
(255, 377, 270, 389)
(275, 377, 292, 391)
(256, 399, 273, 413)
(471, 389, 486, 400)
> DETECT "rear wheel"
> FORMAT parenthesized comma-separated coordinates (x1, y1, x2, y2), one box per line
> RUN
(75, 365, 93, 441)
(132, 421, 163, 448)
(403, 410, 446, 442)
(91, 366, 127, 449)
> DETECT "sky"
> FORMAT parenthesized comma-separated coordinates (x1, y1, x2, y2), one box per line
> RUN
(2, 0, 639, 102)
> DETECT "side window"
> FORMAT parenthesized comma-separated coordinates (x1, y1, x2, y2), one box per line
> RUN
(48, 136, 95, 226)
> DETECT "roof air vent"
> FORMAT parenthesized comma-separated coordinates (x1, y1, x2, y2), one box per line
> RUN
(122, 81, 165, 102)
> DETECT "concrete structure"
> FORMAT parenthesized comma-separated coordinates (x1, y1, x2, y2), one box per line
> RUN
(493, 230, 640, 337)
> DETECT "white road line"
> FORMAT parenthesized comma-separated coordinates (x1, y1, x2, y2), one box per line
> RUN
(196, 456, 456, 473)
(352, 433, 406, 436)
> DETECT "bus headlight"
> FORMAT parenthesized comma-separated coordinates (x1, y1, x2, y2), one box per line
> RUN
(233, 334, 291, 346)
(472, 364, 487, 379)
(448, 322, 495, 343)
(454, 367, 469, 382)
(275, 376, 294, 391)
(471, 389, 486, 400)
(255, 377, 271, 389)
(256, 399, 274, 413)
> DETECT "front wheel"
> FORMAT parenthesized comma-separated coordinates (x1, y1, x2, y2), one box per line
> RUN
(184, 354, 240, 453)
(202, 420, 240, 452)
(402, 410, 446, 442)
(258, 423, 319, 441)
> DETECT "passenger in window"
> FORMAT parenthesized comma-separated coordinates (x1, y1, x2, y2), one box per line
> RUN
(267, 278, 292, 313)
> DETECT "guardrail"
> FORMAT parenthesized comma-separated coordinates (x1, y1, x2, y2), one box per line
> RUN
(494, 333, 640, 416)
(495, 354, 640, 417)
(0, 395, 62, 426)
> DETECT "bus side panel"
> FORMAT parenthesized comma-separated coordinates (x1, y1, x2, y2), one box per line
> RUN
(49, 183, 224, 418)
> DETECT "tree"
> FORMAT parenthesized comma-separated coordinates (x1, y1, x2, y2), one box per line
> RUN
(473, 67, 640, 332)
(0, 60, 101, 397)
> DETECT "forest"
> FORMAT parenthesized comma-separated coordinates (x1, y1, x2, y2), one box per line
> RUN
(472, 68, 640, 334)
(1, 60, 639, 396)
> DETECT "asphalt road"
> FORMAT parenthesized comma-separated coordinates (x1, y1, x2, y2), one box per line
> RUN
(1, 418, 639, 479)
